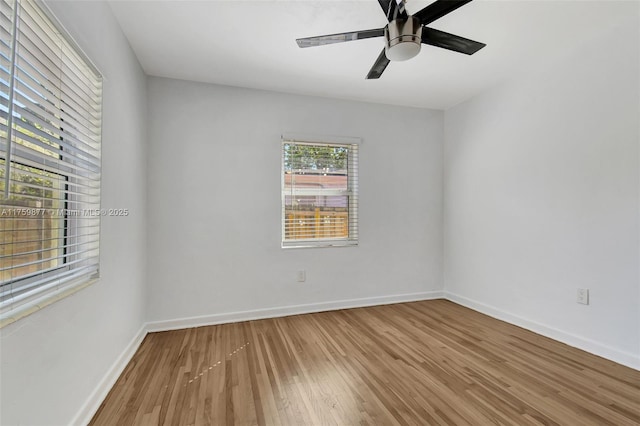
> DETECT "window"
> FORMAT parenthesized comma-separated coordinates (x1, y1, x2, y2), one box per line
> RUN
(0, 0, 102, 323)
(282, 137, 358, 248)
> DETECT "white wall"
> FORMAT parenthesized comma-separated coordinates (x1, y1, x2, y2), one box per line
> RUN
(443, 10, 639, 368)
(146, 77, 443, 324)
(0, 2, 148, 424)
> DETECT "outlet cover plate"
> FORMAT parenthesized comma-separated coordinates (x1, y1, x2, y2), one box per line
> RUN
(577, 288, 589, 305)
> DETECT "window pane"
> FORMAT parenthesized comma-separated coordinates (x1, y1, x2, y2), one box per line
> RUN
(284, 195, 348, 240)
(0, 160, 65, 285)
(284, 143, 348, 172)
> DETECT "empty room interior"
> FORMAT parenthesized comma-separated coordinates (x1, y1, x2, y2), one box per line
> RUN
(0, 0, 639, 424)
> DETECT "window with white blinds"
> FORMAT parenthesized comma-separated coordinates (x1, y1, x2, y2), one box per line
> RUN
(282, 138, 358, 248)
(0, 0, 102, 321)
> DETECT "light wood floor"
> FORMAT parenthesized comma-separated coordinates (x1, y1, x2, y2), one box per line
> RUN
(90, 300, 640, 425)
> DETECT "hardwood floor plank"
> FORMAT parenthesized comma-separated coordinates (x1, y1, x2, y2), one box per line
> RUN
(90, 300, 640, 426)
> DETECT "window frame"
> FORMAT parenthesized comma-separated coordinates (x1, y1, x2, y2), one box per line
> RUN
(281, 135, 359, 249)
(0, 0, 102, 326)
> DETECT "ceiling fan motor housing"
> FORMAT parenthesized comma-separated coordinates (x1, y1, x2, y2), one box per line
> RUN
(384, 16, 422, 61)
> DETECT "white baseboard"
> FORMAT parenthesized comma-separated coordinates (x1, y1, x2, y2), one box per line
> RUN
(71, 323, 148, 426)
(445, 291, 640, 371)
(146, 291, 444, 332)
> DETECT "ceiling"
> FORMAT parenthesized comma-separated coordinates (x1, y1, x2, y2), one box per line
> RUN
(108, 0, 636, 110)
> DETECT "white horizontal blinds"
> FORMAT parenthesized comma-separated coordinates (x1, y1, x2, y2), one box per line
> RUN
(282, 140, 358, 247)
(0, 0, 102, 310)
(347, 141, 358, 242)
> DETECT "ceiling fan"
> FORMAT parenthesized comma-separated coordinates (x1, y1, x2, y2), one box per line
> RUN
(296, 0, 485, 79)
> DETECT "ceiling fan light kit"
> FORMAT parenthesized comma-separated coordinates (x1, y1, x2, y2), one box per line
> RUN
(296, 0, 486, 79)
(385, 16, 422, 61)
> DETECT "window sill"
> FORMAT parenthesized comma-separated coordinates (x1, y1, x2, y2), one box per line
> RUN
(282, 241, 358, 249)
(0, 278, 98, 329)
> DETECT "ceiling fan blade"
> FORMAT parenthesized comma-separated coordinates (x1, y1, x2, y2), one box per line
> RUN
(297, 28, 385, 48)
(377, 0, 408, 22)
(421, 27, 485, 55)
(413, 0, 474, 25)
(366, 49, 390, 79)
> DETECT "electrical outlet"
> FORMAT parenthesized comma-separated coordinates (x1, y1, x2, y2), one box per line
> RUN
(577, 288, 589, 305)
(296, 270, 306, 283)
